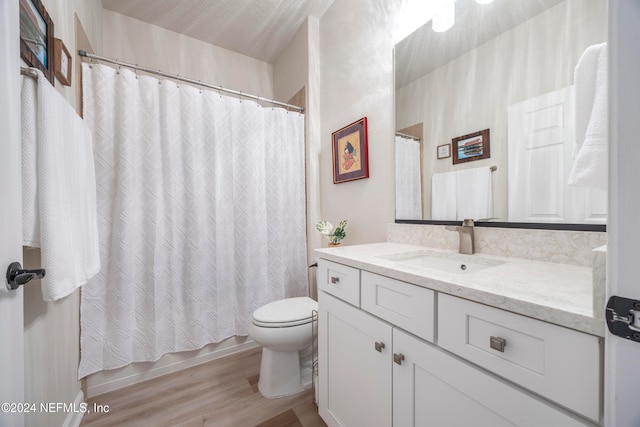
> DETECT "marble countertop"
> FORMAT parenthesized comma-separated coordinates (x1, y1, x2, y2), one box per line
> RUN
(315, 242, 604, 337)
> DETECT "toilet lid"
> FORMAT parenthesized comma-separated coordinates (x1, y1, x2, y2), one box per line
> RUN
(252, 297, 318, 326)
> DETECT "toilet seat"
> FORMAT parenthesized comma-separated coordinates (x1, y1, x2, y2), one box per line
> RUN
(252, 297, 317, 328)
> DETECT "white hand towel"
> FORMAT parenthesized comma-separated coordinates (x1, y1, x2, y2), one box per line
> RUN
(21, 69, 101, 301)
(568, 43, 608, 190)
(456, 167, 493, 220)
(431, 171, 457, 220)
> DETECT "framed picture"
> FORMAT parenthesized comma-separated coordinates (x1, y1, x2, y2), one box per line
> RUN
(19, 0, 54, 85)
(452, 128, 490, 164)
(437, 143, 451, 159)
(54, 38, 72, 86)
(332, 117, 369, 184)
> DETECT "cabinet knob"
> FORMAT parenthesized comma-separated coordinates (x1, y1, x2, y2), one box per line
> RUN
(374, 341, 385, 352)
(490, 336, 507, 353)
(393, 353, 405, 365)
(330, 276, 340, 284)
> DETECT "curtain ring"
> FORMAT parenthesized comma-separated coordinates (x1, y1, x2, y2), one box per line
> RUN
(238, 91, 242, 103)
(134, 65, 138, 79)
(175, 74, 180, 88)
(115, 60, 120, 74)
(197, 80, 202, 94)
(218, 86, 223, 98)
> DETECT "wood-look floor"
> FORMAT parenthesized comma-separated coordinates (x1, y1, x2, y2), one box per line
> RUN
(80, 347, 327, 427)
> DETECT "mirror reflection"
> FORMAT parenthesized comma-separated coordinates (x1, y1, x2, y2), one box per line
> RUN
(395, 0, 607, 225)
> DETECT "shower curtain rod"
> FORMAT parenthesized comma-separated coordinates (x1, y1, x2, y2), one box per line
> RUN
(395, 132, 421, 141)
(78, 50, 304, 112)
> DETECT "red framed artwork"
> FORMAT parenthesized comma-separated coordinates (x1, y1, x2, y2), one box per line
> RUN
(332, 117, 369, 184)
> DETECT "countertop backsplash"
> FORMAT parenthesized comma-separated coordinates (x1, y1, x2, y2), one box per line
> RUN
(388, 223, 607, 268)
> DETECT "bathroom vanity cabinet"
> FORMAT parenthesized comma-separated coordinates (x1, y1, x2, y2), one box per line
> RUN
(316, 254, 601, 427)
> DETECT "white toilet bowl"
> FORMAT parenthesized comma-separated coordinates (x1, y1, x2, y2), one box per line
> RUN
(249, 297, 318, 398)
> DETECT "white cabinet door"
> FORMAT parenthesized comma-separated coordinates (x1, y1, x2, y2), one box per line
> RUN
(392, 329, 594, 427)
(318, 291, 392, 427)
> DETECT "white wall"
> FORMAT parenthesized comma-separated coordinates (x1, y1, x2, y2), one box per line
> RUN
(102, 10, 273, 98)
(396, 0, 606, 220)
(22, 1, 103, 426)
(317, 0, 446, 244)
(273, 17, 323, 297)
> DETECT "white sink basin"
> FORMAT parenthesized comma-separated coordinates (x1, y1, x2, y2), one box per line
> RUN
(380, 251, 504, 275)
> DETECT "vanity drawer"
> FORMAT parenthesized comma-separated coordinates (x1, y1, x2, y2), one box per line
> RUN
(361, 271, 435, 343)
(438, 294, 601, 423)
(317, 259, 360, 307)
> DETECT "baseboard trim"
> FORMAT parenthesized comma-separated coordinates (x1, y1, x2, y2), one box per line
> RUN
(87, 338, 259, 398)
(62, 390, 85, 427)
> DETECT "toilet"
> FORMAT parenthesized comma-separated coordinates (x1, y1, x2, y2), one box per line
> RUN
(249, 297, 318, 398)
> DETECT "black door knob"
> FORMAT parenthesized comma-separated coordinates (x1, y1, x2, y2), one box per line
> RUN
(5, 262, 46, 291)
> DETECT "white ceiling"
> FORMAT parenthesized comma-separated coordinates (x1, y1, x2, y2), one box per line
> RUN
(101, 0, 335, 63)
(395, 0, 564, 89)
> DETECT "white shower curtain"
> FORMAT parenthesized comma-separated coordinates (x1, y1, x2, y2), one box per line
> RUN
(395, 135, 422, 220)
(79, 63, 308, 378)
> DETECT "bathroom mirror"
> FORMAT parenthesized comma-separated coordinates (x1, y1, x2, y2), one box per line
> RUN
(395, 0, 607, 229)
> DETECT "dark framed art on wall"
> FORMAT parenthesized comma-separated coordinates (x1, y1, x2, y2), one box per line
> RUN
(332, 117, 369, 184)
(452, 128, 490, 165)
(19, 0, 54, 85)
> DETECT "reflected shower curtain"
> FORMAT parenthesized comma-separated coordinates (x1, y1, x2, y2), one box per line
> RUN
(395, 135, 422, 219)
(79, 63, 308, 378)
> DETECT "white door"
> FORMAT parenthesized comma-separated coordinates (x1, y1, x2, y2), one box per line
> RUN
(508, 86, 607, 224)
(605, 1, 640, 426)
(318, 291, 392, 427)
(0, 1, 25, 427)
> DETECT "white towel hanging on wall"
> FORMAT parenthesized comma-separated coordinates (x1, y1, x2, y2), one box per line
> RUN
(21, 68, 100, 301)
(456, 167, 493, 220)
(568, 42, 608, 190)
(432, 166, 493, 220)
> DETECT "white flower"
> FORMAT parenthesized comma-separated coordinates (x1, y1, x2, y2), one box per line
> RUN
(316, 220, 334, 237)
(316, 219, 348, 244)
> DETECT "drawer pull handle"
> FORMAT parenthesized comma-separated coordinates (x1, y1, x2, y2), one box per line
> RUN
(490, 336, 507, 353)
(393, 353, 405, 365)
(330, 276, 340, 284)
(374, 341, 385, 352)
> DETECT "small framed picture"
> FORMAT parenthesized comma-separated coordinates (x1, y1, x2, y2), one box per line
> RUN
(19, 0, 55, 85)
(54, 38, 72, 86)
(437, 143, 451, 159)
(332, 117, 369, 184)
(452, 128, 490, 164)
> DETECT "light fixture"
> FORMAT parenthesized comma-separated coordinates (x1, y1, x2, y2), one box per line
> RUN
(475, 0, 494, 4)
(432, 2, 455, 33)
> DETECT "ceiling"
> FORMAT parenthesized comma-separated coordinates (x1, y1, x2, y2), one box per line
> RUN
(101, 0, 335, 63)
(395, 0, 564, 89)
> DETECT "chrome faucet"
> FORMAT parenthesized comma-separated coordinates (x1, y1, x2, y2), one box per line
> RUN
(445, 219, 475, 255)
